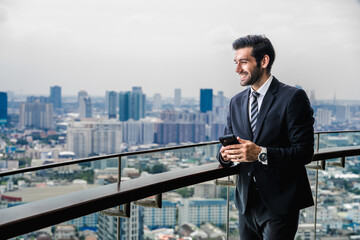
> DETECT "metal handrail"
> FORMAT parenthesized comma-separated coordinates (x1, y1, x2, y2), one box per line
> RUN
(1, 130, 358, 178)
(0, 141, 220, 177)
(315, 130, 360, 135)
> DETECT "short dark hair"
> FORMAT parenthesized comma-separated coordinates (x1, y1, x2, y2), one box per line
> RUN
(232, 35, 275, 73)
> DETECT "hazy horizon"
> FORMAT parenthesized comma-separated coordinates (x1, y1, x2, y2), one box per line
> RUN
(1, 0, 359, 99)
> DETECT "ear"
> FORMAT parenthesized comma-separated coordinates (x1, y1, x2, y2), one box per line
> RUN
(261, 55, 270, 69)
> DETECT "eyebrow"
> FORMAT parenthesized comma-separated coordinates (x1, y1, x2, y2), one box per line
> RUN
(234, 58, 249, 62)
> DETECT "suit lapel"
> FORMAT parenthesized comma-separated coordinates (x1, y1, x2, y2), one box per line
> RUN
(240, 88, 253, 140)
(253, 78, 279, 143)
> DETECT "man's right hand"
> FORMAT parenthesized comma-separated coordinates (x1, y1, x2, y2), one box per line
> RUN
(220, 144, 242, 162)
(220, 137, 261, 163)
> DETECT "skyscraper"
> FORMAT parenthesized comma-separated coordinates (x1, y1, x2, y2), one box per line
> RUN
(174, 88, 181, 108)
(78, 90, 92, 118)
(153, 93, 162, 110)
(19, 102, 53, 129)
(131, 87, 146, 120)
(107, 91, 117, 119)
(200, 89, 213, 113)
(0, 92, 7, 124)
(119, 91, 131, 121)
(119, 87, 146, 121)
(50, 86, 62, 109)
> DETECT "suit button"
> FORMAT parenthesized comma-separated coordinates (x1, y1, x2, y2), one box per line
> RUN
(248, 171, 252, 176)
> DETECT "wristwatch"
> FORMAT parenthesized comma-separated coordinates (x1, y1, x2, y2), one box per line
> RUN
(258, 147, 268, 165)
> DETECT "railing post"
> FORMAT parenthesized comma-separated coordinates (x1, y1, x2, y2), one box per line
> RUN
(314, 132, 320, 240)
(226, 175, 230, 240)
(118, 156, 121, 240)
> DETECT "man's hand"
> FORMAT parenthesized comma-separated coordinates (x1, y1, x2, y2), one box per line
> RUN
(220, 137, 261, 163)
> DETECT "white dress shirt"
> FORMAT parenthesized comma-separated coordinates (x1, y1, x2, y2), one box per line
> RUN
(248, 75, 273, 121)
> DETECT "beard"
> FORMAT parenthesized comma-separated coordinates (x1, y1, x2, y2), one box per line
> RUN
(240, 66, 263, 87)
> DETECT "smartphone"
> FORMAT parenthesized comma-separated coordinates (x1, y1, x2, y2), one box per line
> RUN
(219, 134, 240, 146)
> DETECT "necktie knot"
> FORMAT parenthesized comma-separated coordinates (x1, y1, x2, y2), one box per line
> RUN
(252, 91, 260, 99)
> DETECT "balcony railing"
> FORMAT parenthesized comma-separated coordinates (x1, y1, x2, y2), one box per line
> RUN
(0, 131, 359, 239)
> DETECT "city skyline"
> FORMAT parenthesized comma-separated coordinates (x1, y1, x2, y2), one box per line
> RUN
(0, 0, 359, 100)
(5, 84, 360, 103)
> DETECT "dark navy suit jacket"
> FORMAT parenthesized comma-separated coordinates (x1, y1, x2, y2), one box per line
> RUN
(217, 77, 315, 215)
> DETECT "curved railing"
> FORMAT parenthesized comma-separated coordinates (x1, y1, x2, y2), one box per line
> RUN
(0, 131, 359, 239)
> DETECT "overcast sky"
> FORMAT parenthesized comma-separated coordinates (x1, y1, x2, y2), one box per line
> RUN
(0, 0, 359, 100)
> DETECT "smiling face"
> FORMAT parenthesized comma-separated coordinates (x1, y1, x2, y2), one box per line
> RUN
(234, 47, 263, 87)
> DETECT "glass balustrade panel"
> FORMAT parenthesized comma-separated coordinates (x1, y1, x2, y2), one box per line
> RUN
(301, 132, 360, 239)
(0, 157, 120, 209)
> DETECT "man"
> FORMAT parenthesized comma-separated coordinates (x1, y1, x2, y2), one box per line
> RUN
(217, 35, 314, 239)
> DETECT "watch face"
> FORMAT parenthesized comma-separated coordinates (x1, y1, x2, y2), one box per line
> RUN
(259, 153, 267, 162)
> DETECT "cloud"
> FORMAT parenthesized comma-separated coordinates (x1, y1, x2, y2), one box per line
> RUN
(0, 6, 11, 23)
(123, 14, 156, 28)
(206, 25, 239, 45)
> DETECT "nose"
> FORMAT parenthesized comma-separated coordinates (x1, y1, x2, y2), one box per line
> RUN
(235, 62, 242, 74)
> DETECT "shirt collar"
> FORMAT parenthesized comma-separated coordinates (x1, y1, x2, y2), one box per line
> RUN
(249, 75, 273, 98)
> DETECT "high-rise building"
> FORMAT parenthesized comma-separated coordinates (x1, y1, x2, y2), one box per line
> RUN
(316, 108, 332, 127)
(119, 87, 146, 121)
(66, 121, 93, 158)
(107, 91, 117, 119)
(67, 120, 122, 158)
(200, 89, 213, 113)
(122, 119, 155, 145)
(178, 198, 227, 227)
(335, 105, 350, 123)
(119, 91, 131, 121)
(78, 90, 92, 118)
(132, 87, 146, 120)
(97, 200, 144, 240)
(19, 102, 53, 129)
(153, 93, 162, 110)
(154, 122, 206, 144)
(174, 88, 181, 108)
(0, 92, 7, 124)
(143, 200, 177, 230)
(92, 122, 122, 154)
(50, 86, 62, 109)
(213, 91, 226, 108)
(105, 91, 110, 114)
(155, 122, 178, 144)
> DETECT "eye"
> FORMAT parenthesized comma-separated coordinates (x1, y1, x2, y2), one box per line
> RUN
(241, 61, 247, 64)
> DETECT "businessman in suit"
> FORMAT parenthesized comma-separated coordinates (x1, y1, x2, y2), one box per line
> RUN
(217, 35, 315, 239)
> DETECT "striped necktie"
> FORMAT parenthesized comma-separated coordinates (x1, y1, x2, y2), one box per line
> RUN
(250, 91, 260, 134)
